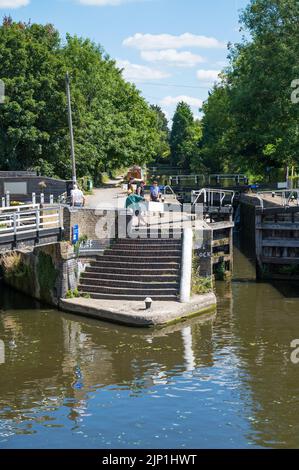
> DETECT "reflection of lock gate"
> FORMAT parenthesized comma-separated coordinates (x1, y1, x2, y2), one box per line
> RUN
(0, 340, 5, 365)
(0, 79, 5, 104)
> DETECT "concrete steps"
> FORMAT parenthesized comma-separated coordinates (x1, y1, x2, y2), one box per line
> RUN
(82, 271, 179, 282)
(78, 237, 182, 301)
(78, 292, 178, 301)
(80, 277, 179, 289)
(79, 285, 178, 296)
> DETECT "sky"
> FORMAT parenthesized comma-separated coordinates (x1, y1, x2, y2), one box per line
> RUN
(0, 0, 249, 121)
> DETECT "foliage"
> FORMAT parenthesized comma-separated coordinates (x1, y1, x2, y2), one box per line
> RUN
(150, 105, 170, 163)
(37, 251, 58, 302)
(0, 251, 34, 292)
(192, 254, 213, 294)
(0, 18, 165, 179)
(74, 234, 88, 257)
(198, 0, 299, 177)
(214, 261, 226, 281)
(192, 276, 213, 295)
(170, 102, 202, 171)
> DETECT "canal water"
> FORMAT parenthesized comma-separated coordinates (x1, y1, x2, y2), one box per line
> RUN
(0, 244, 299, 449)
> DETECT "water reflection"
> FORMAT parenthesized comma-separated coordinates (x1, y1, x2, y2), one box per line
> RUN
(1, 249, 299, 449)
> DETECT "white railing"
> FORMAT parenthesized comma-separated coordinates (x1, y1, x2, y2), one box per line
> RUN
(0, 206, 63, 238)
(191, 188, 235, 207)
(208, 174, 248, 185)
(169, 175, 205, 185)
(162, 185, 183, 205)
(256, 189, 299, 210)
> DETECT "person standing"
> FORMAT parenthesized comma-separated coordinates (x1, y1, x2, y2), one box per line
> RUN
(150, 181, 161, 202)
(136, 181, 146, 198)
(71, 183, 85, 208)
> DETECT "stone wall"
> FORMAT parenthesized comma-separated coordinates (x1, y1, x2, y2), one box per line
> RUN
(63, 207, 118, 248)
(1, 242, 76, 306)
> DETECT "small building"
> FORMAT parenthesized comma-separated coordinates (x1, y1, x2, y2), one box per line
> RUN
(0, 171, 69, 203)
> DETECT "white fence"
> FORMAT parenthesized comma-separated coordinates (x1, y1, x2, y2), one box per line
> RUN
(191, 189, 235, 207)
(0, 205, 63, 239)
(256, 189, 299, 210)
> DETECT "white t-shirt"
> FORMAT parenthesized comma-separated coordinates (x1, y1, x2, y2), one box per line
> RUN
(71, 188, 84, 204)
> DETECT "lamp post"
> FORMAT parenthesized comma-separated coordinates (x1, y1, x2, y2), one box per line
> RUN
(66, 72, 76, 186)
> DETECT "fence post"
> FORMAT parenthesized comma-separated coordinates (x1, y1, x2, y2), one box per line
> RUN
(50, 194, 54, 205)
(5, 191, 10, 207)
(32, 192, 36, 205)
(36, 208, 40, 231)
(40, 193, 44, 205)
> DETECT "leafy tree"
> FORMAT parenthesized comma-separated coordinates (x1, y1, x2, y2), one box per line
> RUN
(200, 0, 299, 178)
(150, 105, 170, 162)
(170, 102, 201, 170)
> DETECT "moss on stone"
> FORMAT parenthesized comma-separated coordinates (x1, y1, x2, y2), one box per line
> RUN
(37, 251, 58, 303)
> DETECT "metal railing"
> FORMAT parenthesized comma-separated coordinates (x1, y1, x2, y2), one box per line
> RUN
(0, 205, 63, 238)
(208, 174, 248, 185)
(256, 189, 299, 210)
(191, 188, 235, 207)
(162, 185, 183, 205)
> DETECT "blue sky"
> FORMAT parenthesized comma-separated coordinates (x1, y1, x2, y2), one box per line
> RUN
(0, 0, 249, 121)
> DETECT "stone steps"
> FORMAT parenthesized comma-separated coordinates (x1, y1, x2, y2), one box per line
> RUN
(78, 237, 182, 301)
(90, 260, 180, 269)
(78, 292, 178, 301)
(82, 271, 179, 282)
(101, 250, 181, 263)
(109, 244, 182, 253)
(79, 284, 178, 296)
(84, 266, 180, 276)
(80, 277, 179, 289)
(114, 239, 181, 245)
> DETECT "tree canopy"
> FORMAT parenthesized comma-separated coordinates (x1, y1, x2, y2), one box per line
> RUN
(0, 17, 165, 180)
(170, 102, 202, 171)
(196, 0, 299, 179)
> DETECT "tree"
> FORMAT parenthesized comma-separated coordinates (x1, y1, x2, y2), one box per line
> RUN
(0, 18, 164, 180)
(170, 102, 201, 170)
(200, 0, 299, 178)
(150, 105, 170, 163)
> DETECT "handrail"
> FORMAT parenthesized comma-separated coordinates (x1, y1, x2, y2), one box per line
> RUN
(191, 188, 235, 207)
(0, 203, 40, 212)
(256, 189, 299, 210)
(163, 185, 183, 205)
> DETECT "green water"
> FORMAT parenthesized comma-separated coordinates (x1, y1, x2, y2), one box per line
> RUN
(0, 245, 299, 449)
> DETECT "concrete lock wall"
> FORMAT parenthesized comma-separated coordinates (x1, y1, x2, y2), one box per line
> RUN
(1, 242, 76, 306)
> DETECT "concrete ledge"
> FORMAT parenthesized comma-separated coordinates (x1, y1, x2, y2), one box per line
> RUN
(59, 292, 217, 328)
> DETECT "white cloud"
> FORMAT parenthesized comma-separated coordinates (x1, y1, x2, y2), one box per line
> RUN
(141, 49, 205, 68)
(123, 33, 226, 50)
(116, 60, 170, 82)
(160, 95, 203, 108)
(0, 0, 29, 7)
(197, 69, 220, 83)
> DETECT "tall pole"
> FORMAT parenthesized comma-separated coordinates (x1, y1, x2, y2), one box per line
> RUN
(66, 72, 76, 185)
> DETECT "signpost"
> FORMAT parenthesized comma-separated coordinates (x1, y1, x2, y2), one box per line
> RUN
(72, 224, 79, 245)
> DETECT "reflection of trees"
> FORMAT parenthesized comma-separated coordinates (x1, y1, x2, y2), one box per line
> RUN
(229, 281, 299, 448)
(0, 286, 216, 430)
